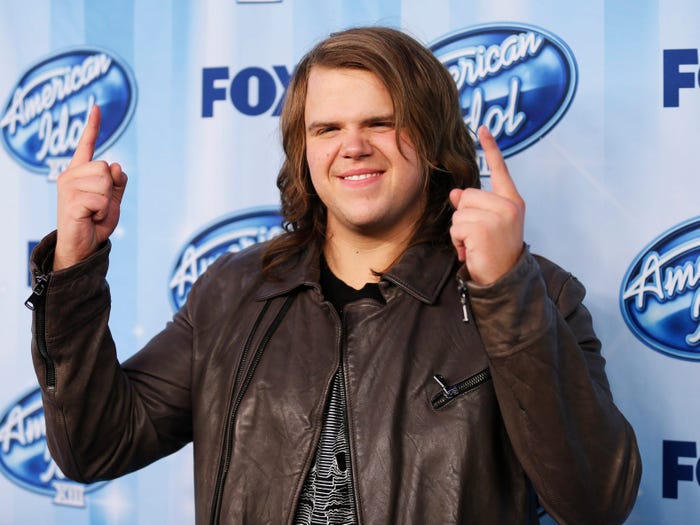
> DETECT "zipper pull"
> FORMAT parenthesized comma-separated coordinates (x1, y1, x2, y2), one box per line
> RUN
(457, 276, 469, 323)
(25, 274, 49, 311)
(433, 374, 459, 399)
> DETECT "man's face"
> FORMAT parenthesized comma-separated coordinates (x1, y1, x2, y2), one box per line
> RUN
(304, 66, 426, 243)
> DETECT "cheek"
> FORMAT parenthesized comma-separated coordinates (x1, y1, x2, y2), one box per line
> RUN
(398, 140, 421, 173)
(306, 151, 326, 194)
(396, 148, 424, 187)
(381, 133, 422, 173)
(305, 143, 331, 176)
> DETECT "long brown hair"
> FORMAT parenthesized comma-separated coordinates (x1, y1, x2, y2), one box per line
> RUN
(261, 26, 479, 278)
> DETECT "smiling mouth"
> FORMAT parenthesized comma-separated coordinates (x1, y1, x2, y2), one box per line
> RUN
(342, 172, 382, 181)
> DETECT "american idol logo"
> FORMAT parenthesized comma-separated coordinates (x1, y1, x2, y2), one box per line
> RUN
(169, 207, 284, 310)
(0, 47, 137, 181)
(431, 23, 577, 172)
(0, 387, 106, 506)
(621, 217, 700, 360)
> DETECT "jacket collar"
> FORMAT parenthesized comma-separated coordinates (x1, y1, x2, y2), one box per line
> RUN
(255, 241, 459, 305)
(382, 242, 459, 304)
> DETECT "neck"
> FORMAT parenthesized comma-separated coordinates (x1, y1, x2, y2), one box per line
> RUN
(322, 228, 414, 290)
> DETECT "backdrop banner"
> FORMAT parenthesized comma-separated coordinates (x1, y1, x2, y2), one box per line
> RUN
(0, 1, 698, 523)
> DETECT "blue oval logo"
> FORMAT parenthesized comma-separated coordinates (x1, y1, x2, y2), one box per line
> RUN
(620, 217, 700, 360)
(0, 387, 106, 505)
(169, 207, 285, 311)
(431, 23, 577, 168)
(0, 47, 137, 181)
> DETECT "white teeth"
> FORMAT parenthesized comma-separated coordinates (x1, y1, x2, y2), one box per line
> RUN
(344, 172, 380, 181)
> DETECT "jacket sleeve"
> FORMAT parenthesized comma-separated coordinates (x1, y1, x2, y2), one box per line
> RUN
(466, 247, 642, 525)
(29, 231, 194, 483)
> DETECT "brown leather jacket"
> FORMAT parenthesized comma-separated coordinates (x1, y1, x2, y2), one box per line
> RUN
(29, 232, 641, 524)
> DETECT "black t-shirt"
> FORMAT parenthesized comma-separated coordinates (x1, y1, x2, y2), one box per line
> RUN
(319, 256, 384, 313)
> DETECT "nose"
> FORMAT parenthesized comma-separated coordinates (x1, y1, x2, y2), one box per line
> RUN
(340, 129, 372, 159)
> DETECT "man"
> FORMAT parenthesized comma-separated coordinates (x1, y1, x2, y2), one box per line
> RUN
(28, 27, 641, 524)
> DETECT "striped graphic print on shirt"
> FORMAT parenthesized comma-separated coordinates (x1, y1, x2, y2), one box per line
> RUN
(294, 370, 357, 525)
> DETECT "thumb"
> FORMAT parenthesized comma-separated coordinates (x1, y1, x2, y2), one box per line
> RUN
(448, 188, 466, 262)
(68, 105, 101, 168)
(109, 162, 128, 203)
(449, 188, 463, 209)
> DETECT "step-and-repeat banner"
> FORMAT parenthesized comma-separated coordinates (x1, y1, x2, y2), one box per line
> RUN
(0, 1, 698, 523)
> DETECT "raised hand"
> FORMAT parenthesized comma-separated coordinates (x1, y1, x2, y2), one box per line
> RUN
(449, 126, 525, 285)
(54, 106, 128, 271)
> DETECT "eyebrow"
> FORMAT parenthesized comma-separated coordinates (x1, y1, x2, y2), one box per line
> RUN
(306, 114, 395, 133)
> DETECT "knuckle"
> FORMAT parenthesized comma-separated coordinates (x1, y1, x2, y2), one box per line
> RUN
(95, 195, 110, 214)
(512, 192, 525, 208)
(504, 200, 522, 221)
(458, 188, 475, 206)
(449, 224, 462, 242)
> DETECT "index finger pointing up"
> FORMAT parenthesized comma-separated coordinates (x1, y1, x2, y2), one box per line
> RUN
(68, 105, 101, 169)
(478, 125, 519, 199)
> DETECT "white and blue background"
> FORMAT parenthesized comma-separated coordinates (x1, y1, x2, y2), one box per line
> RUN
(0, 0, 698, 523)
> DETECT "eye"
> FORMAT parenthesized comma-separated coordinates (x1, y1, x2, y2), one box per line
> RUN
(316, 126, 339, 136)
(370, 120, 394, 131)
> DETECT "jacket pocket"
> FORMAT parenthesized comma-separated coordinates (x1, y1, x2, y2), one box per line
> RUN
(431, 368, 492, 410)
